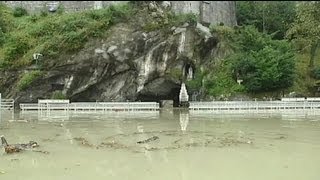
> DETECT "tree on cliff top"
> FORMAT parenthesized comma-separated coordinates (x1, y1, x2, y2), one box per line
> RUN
(286, 1, 320, 68)
(0, 3, 13, 46)
(236, 1, 296, 40)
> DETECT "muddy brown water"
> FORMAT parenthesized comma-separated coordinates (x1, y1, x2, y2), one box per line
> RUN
(0, 109, 320, 180)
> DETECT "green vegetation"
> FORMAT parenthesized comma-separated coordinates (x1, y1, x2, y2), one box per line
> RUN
(1, 1, 320, 98)
(17, 70, 43, 91)
(0, 3, 13, 46)
(56, 4, 65, 15)
(168, 13, 198, 26)
(284, 2, 320, 95)
(186, 70, 205, 91)
(236, 1, 296, 39)
(143, 12, 197, 32)
(0, 3, 13, 32)
(312, 67, 320, 80)
(286, 2, 320, 68)
(232, 1, 320, 95)
(13, 7, 28, 17)
(0, 3, 133, 69)
(230, 26, 295, 92)
(194, 25, 295, 97)
(204, 64, 246, 97)
(168, 68, 183, 81)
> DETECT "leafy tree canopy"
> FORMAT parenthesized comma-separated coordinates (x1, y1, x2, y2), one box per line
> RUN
(236, 1, 296, 40)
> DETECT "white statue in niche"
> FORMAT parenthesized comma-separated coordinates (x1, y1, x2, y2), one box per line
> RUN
(187, 67, 193, 79)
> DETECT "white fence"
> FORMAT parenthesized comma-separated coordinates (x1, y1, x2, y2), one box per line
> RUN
(0, 99, 15, 110)
(69, 102, 159, 111)
(16, 97, 320, 112)
(20, 100, 159, 111)
(281, 98, 306, 102)
(189, 100, 320, 111)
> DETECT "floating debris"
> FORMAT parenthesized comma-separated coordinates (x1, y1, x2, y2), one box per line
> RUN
(137, 136, 159, 144)
(66, 130, 258, 153)
(1, 135, 40, 154)
(32, 150, 50, 154)
(97, 141, 128, 149)
(144, 147, 159, 151)
(274, 135, 288, 140)
(93, 130, 256, 153)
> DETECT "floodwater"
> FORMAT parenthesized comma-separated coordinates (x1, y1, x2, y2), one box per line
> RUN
(1, 109, 320, 180)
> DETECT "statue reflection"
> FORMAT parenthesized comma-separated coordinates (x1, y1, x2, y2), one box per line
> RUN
(179, 109, 189, 132)
(19, 110, 70, 122)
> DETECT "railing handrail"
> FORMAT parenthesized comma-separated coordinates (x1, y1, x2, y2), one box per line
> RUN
(38, 99, 70, 104)
(0, 98, 14, 110)
(20, 101, 159, 111)
(189, 100, 320, 110)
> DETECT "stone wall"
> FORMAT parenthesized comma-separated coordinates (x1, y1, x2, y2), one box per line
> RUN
(2, 1, 127, 13)
(2, 1, 236, 26)
(201, 1, 237, 26)
(171, 1, 237, 26)
(171, 1, 201, 15)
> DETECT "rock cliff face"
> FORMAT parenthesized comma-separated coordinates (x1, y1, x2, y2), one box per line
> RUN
(0, 2, 236, 106)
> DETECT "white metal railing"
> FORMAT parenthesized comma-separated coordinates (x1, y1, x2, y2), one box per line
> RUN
(20, 103, 41, 110)
(18, 98, 320, 111)
(306, 97, 320, 101)
(20, 101, 160, 111)
(69, 102, 159, 110)
(281, 98, 305, 102)
(38, 99, 70, 104)
(0, 98, 15, 110)
(189, 100, 320, 111)
(281, 97, 320, 102)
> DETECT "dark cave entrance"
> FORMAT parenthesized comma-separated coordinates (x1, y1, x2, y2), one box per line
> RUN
(51, 83, 64, 91)
(136, 87, 181, 107)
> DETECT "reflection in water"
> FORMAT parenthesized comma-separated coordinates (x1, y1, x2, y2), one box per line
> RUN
(19, 110, 160, 122)
(115, 118, 123, 134)
(65, 128, 73, 145)
(179, 110, 189, 132)
(136, 124, 153, 163)
(0, 110, 320, 180)
(0, 110, 14, 123)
